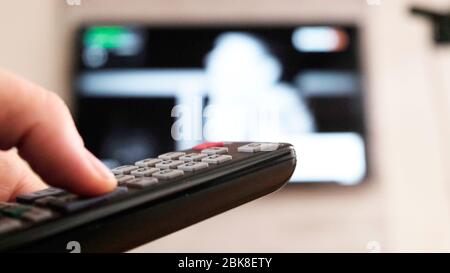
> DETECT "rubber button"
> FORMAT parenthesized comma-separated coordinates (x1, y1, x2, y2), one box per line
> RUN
(46, 187, 128, 213)
(192, 142, 224, 151)
(0, 217, 23, 234)
(16, 188, 66, 204)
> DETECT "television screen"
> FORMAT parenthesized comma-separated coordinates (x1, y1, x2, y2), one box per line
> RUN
(74, 24, 367, 185)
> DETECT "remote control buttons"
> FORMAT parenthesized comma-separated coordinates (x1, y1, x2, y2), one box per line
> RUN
(155, 160, 184, 170)
(237, 143, 262, 152)
(201, 147, 229, 155)
(0, 203, 53, 223)
(202, 154, 232, 164)
(130, 167, 160, 177)
(135, 158, 163, 167)
(116, 175, 135, 186)
(179, 153, 208, 161)
(22, 208, 53, 223)
(0, 203, 33, 218)
(193, 142, 224, 150)
(34, 196, 59, 206)
(158, 152, 186, 160)
(38, 187, 128, 213)
(16, 187, 66, 204)
(177, 162, 209, 172)
(0, 216, 23, 234)
(260, 143, 280, 151)
(152, 169, 184, 180)
(112, 165, 139, 175)
(125, 177, 159, 189)
(35, 194, 77, 207)
(237, 143, 280, 152)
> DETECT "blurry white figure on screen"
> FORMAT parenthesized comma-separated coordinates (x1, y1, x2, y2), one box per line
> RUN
(203, 32, 315, 142)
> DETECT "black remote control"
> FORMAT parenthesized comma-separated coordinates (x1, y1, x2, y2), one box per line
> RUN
(0, 142, 296, 252)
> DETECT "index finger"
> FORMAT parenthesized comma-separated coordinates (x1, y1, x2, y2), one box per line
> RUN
(0, 69, 117, 196)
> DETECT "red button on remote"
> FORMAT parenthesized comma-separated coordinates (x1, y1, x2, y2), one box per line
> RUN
(193, 142, 225, 151)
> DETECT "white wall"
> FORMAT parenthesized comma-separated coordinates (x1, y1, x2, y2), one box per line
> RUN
(366, 0, 450, 251)
(0, 0, 67, 99)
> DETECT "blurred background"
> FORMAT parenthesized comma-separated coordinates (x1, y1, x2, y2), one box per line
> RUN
(2, 0, 450, 252)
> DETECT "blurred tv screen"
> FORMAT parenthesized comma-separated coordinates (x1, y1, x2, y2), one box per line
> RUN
(74, 24, 367, 185)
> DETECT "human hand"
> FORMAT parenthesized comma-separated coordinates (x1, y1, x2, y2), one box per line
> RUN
(0, 69, 117, 202)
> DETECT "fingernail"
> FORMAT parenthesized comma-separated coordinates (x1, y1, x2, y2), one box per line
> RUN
(85, 150, 117, 185)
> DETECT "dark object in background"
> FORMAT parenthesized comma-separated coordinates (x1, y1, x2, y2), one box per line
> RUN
(76, 97, 175, 166)
(411, 6, 450, 44)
